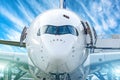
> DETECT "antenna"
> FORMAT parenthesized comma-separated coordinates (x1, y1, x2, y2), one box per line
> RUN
(60, 0, 66, 9)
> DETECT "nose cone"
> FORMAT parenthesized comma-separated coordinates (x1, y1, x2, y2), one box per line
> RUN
(41, 34, 77, 72)
(41, 34, 77, 57)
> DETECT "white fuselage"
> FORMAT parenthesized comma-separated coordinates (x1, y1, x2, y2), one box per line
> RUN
(26, 9, 87, 73)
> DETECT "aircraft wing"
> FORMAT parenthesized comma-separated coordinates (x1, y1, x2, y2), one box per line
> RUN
(85, 35, 120, 67)
(84, 51, 120, 79)
(0, 51, 46, 80)
(0, 39, 39, 79)
(95, 38, 120, 49)
(0, 40, 26, 47)
(0, 51, 37, 79)
(0, 51, 28, 65)
(84, 52, 120, 67)
(0, 26, 27, 47)
(84, 36, 120, 78)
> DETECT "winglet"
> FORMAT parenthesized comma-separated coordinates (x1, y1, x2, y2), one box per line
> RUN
(20, 26, 27, 47)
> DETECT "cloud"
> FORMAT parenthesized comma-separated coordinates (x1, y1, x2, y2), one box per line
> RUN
(0, 0, 120, 52)
(17, 0, 34, 23)
(0, 44, 27, 53)
(6, 29, 21, 41)
(25, 0, 46, 14)
(0, 45, 14, 51)
(43, 0, 59, 9)
(91, 2, 103, 13)
(0, 27, 26, 52)
(0, 22, 21, 41)
(77, 1, 103, 33)
(0, 7, 27, 30)
(106, 18, 117, 29)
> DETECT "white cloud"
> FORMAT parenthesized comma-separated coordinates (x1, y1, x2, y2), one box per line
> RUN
(114, 12, 120, 18)
(0, 45, 27, 53)
(17, 0, 35, 23)
(0, 8, 26, 30)
(79, 1, 96, 23)
(101, 0, 112, 7)
(25, 0, 46, 14)
(0, 45, 14, 51)
(106, 18, 117, 29)
(78, 1, 104, 34)
(0, 28, 26, 52)
(6, 29, 21, 41)
(44, 0, 58, 9)
(91, 2, 103, 13)
(94, 24, 103, 34)
(102, 20, 109, 31)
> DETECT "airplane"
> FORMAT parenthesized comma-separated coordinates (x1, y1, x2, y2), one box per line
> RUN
(0, 0, 120, 80)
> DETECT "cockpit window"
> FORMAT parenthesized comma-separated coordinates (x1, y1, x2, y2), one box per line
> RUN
(37, 29, 41, 36)
(38, 25, 79, 36)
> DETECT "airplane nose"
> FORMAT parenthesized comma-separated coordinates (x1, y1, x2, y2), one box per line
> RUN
(41, 34, 78, 72)
(41, 35, 77, 58)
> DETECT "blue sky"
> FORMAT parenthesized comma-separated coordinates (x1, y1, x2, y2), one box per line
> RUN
(0, 0, 120, 52)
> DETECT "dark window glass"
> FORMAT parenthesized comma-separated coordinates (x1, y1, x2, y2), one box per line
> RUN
(37, 29, 41, 36)
(45, 25, 57, 34)
(38, 25, 79, 36)
(58, 25, 70, 34)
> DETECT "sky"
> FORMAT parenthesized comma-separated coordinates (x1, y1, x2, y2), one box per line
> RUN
(0, 0, 120, 52)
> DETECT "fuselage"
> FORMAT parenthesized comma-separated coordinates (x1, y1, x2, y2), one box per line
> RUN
(26, 9, 88, 74)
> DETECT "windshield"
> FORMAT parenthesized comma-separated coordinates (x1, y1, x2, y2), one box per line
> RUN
(38, 25, 79, 36)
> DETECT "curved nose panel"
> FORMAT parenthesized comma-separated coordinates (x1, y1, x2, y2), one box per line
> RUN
(41, 34, 77, 58)
(41, 34, 77, 72)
